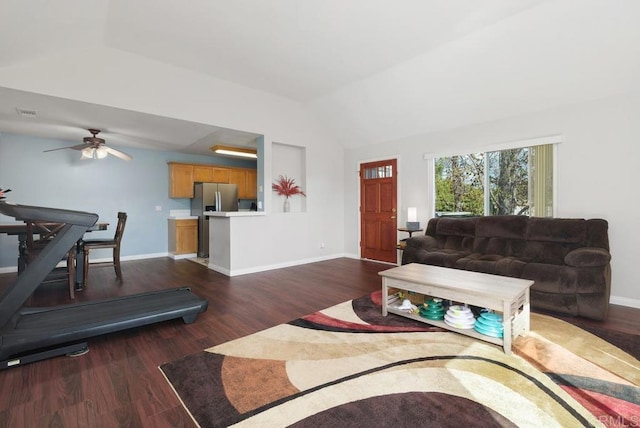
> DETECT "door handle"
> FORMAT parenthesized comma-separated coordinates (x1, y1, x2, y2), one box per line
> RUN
(391, 216, 396, 219)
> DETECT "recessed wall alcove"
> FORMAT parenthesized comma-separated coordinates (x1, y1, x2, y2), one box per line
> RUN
(271, 142, 307, 213)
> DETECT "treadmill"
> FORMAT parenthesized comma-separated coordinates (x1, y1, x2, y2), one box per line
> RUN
(0, 201, 208, 369)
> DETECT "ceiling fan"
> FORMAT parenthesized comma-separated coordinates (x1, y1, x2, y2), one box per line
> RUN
(44, 129, 133, 161)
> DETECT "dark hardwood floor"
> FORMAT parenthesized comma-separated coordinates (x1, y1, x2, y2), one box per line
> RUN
(0, 257, 638, 427)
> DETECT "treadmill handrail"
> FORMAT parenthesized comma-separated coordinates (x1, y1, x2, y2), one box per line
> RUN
(0, 202, 98, 227)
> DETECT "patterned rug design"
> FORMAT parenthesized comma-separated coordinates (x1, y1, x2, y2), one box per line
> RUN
(160, 291, 640, 427)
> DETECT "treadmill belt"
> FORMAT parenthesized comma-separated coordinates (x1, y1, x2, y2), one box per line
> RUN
(1, 287, 208, 360)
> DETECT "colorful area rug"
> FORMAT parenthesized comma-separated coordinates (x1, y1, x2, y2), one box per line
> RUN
(160, 292, 640, 427)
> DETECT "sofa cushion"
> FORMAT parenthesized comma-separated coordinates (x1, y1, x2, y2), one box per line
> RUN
(440, 235, 475, 252)
(523, 263, 578, 294)
(455, 254, 527, 277)
(476, 215, 527, 239)
(527, 217, 586, 243)
(435, 217, 477, 237)
(405, 235, 438, 250)
(483, 237, 527, 257)
(404, 249, 468, 268)
(522, 241, 567, 265)
(530, 290, 578, 316)
(586, 219, 610, 249)
(565, 247, 611, 267)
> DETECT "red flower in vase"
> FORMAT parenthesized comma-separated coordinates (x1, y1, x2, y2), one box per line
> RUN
(272, 175, 306, 198)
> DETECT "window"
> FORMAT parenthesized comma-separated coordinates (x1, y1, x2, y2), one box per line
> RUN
(364, 164, 393, 179)
(434, 143, 555, 217)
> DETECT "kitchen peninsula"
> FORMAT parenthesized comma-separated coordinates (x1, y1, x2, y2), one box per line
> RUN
(205, 210, 265, 276)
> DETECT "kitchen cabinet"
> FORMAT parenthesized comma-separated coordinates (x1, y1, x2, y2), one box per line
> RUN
(169, 162, 256, 199)
(229, 168, 258, 199)
(245, 169, 257, 199)
(169, 163, 194, 198)
(168, 218, 198, 255)
(193, 165, 230, 183)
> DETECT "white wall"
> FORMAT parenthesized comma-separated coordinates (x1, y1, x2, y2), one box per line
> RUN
(344, 91, 640, 307)
(0, 47, 346, 271)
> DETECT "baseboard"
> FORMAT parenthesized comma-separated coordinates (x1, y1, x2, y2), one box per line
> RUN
(206, 261, 231, 276)
(609, 295, 640, 309)
(0, 252, 169, 274)
(168, 252, 197, 260)
(214, 253, 346, 277)
(343, 252, 361, 260)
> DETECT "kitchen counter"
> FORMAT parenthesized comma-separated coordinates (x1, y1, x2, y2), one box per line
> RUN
(206, 212, 264, 276)
(203, 211, 265, 217)
(168, 209, 197, 220)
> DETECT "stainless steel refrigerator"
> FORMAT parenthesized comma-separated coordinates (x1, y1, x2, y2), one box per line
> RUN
(191, 182, 238, 257)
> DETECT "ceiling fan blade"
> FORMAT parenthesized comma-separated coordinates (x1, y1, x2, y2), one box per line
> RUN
(104, 146, 132, 161)
(43, 143, 89, 152)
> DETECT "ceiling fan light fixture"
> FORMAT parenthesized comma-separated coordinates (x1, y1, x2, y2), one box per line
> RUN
(81, 147, 94, 159)
(95, 146, 108, 159)
(211, 145, 257, 159)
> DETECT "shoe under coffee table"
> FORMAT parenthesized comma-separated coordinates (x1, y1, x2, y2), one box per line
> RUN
(379, 263, 534, 355)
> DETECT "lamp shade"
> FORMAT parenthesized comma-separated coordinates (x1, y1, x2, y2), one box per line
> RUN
(408, 207, 417, 222)
(81, 147, 94, 159)
(95, 147, 108, 159)
(406, 207, 420, 229)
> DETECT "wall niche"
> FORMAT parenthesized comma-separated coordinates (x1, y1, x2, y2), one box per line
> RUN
(271, 142, 306, 213)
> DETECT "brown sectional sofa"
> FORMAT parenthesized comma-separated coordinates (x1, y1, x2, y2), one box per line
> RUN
(401, 215, 611, 320)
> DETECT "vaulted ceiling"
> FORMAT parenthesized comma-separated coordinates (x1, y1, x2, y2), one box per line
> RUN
(1, 0, 639, 152)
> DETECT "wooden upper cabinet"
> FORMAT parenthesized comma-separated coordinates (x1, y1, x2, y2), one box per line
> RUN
(245, 169, 258, 199)
(193, 165, 230, 183)
(228, 169, 245, 197)
(169, 163, 195, 198)
(193, 165, 215, 183)
(169, 162, 255, 199)
(229, 168, 258, 199)
(212, 167, 230, 183)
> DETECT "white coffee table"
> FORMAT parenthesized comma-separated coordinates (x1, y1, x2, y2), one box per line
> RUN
(379, 263, 534, 355)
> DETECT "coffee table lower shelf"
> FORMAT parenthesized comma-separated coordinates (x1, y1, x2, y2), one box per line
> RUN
(386, 307, 504, 347)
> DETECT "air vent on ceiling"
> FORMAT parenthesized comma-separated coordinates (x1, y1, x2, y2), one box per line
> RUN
(16, 108, 38, 118)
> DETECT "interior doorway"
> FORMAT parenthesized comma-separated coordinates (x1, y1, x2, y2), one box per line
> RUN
(359, 158, 398, 264)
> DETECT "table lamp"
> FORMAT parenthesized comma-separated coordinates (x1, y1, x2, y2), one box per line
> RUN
(406, 207, 420, 229)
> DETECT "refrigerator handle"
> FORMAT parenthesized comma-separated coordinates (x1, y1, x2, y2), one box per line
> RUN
(216, 191, 221, 211)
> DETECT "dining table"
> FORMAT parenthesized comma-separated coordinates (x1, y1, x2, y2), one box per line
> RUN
(0, 221, 109, 290)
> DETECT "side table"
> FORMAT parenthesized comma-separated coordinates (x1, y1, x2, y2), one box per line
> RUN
(397, 227, 423, 237)
(396, 227, 423, 265)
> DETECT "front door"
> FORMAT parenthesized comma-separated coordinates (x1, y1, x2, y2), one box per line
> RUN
(360, 159, 397, 263)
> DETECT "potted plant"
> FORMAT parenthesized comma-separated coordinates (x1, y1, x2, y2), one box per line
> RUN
(272, 175, 306, 212)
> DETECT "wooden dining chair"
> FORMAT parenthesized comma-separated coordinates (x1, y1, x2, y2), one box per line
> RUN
(25, 221, 77, 298)
(80, 212, 127, 288)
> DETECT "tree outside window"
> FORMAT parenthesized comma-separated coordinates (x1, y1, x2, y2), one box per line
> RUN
(434, 144, 553, 217)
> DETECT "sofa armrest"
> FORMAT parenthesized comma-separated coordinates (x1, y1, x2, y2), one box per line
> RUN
(405, 235, 439, 250)
(564, 247, 611, 267)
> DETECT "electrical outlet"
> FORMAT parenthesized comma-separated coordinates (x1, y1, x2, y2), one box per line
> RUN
(319, 243, 325, 249)
(155, 205, 162, 212)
